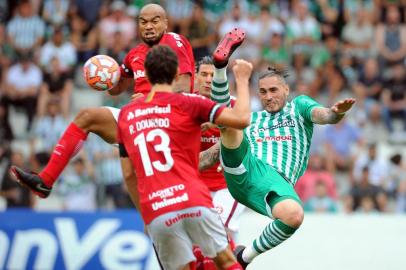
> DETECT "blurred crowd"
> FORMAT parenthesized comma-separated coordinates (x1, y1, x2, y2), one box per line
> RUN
(0, 0, 405, 214)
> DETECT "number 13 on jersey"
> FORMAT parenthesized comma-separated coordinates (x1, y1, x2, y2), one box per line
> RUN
(134, 128, 174, 176)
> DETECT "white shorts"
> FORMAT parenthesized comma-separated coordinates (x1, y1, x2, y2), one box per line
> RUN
(104, 106, 120, 122)
(211, 188, 246, 235)
(146, 206, 229, 270)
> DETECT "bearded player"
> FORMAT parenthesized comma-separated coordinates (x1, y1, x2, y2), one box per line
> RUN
(10, 4, 195, 198)
(117, 45, 253, 270)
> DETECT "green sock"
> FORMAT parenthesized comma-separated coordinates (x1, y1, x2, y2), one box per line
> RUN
(211, 66, 231, 107)
(242, 219, 297, 263)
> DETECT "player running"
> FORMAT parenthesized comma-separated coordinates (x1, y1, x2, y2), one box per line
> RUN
(10, 4, 195, 198)
(117, 45, 252, 270)
(201, 28, 356, 269)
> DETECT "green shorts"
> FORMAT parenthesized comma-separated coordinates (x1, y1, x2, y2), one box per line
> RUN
(220, 137, 302, 218)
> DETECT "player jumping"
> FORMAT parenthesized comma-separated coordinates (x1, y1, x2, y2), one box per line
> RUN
(10, 4, 195, 198)
(201, 28, 356, 269)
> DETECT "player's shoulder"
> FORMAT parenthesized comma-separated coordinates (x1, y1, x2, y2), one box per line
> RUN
(126, 43, 148, 56)
(161, 32, 191, 47)
(181, 92, 209, 101)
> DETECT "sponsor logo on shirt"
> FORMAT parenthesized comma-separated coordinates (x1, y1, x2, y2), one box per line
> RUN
(201, 135, 219, 144)
(252, 119, 295, 135)
(133, 70, 145, 79)
(149, 184, 185, 200)
(164, 209, 201, 227)
(151, 193, 189, 211)
(255, 135, 293, 143)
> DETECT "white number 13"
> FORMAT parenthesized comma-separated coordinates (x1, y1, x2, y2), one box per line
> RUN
(134, 129, 174, 176)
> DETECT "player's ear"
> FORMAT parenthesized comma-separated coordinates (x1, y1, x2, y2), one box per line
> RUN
(172, 67, 180, 82)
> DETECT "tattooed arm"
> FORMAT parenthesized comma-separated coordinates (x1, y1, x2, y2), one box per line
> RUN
(199, 142, 220, 171)
(311, 98, 356, 125)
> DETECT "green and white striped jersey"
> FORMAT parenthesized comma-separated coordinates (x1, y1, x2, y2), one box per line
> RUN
(244, 95, 322, 185)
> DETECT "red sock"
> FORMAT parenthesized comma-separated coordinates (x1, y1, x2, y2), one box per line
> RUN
(226, 262, 243, 270)
(39, 123, 88, 187)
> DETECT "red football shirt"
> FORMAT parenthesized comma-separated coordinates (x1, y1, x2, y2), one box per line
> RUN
(117, 92, 225, 224)
(199, 98, 236, 191)
(120, 33, 195, 94)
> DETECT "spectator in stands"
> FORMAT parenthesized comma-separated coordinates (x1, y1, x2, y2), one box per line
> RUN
(69, 13, 98, 64)
(219, 3, 260, 64)
(70, 0, 102, 27)
(304, 180, 338, 213)
(32, 98, 68, 154)
(375, 5, 406, 71)
(42, 0, 70, 27)
(310, 35, 345, 105)
(381, 64, 406, 141)
(324, 117, 363, 173)
(295, 152, 337, 203)
(6, 0, 45, 56)
(0, 99, 13, 142)
(0, 150, 34, 208)
(2, 52, 42, 131)
(98, 0, 136, 52)
(349, 167, 385, 211)
(104, 31, 128, 64)
(37, 57, 73, 118)
(57, 155, 96, 211)
(0, 24, 13, 76)
(353, 143, 388, 188)
(40, 26, 77, 77)
(261, 31, 289, 70)
(342, 8, 375, 63)
(165, 0, 193, 33)
(310, 0, 341, 38)
(352, 58, 383, 126)
(183, 2, 215, 62)
(387, 153, 406, 198)
(286, 1, 321, 75)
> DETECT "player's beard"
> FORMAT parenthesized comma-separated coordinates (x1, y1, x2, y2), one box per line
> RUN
(143, 32, 165, 47)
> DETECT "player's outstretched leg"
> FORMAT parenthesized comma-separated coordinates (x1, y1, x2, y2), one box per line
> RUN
(9, 107, 117, 198)
(237, 199, 302, 268)
(211, 27, 246, 108)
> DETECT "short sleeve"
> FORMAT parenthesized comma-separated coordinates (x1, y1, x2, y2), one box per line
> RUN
(120, 51, 134, 78)
(183, 94, 225, 124)
(293, 95, 323, 123)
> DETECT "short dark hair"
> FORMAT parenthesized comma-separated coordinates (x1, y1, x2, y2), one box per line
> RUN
(258, 66, 289, 81)
(144, 45, 178, 85)
(196, 56, 213, 73)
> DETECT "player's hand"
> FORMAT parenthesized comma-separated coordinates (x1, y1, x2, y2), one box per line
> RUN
(201, 122, 216, 132)
(232, 59, 253, 81)
(131, 93, 144, 101)
(331, 98, 356, 114)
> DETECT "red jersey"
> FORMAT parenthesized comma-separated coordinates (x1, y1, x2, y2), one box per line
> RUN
(199, 98, 236, 191)
(117, 92, 225, 224)
(120, 32, 195, 94)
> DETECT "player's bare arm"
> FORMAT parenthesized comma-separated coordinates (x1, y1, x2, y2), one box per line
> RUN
(311, 98, 356, 125)
(172, 73, 191, 93)
(199, 142, 220, 171)
(108, 77, 134, 96)
(120, 157, 141, 211)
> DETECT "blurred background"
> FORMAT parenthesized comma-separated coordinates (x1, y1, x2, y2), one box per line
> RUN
(0, 0, 406, 269)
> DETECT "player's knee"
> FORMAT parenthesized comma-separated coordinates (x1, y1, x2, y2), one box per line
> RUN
(74, 108, 99, 130)
(283, 206, 304, 228)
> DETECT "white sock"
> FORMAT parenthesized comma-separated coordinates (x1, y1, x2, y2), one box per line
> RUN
(242, 245, 260, 263)
(213, 65, 227, 82)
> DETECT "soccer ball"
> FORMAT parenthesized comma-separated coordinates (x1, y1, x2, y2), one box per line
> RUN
(83, 55, 121, 91)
